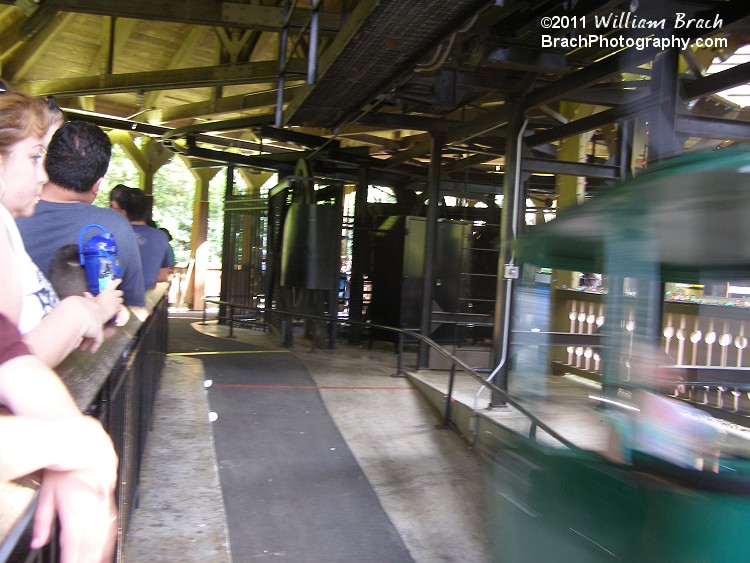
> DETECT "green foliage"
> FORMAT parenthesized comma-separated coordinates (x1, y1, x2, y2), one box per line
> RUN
(97, 143, 227, 266)
(97, 144, 140, 206)
(207, 171, 228, 263)
(152, 157, 200, 265)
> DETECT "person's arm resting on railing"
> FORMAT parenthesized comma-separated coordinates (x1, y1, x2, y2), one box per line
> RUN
(0, 316, 118, 562)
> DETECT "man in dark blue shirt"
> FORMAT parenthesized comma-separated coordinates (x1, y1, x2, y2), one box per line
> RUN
(17, 122, 146, 307)
(118, 187, 171, 290)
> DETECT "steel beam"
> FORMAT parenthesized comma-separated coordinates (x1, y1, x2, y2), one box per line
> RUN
(64, 110, 288, 154)
(682, 61, 750, 101)
(675, 114, 750, 142)
(522, 47, 658, 112)
(180, 144, 297, 174)
(355, 111, 459, 133)
(522, 157, 619, 180)
(259, 126, 340, 150)
(525, 96, 657, 147)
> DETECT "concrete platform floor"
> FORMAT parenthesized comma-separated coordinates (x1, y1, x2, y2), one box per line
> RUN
(123, 318, 491, 562)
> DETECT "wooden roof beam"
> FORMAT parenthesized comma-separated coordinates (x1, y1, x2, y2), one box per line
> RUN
(18, 59, 307, 97)
(0, 0, 343, 32)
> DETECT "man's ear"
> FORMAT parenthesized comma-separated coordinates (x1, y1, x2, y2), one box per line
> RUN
(91, 177, 103, 199)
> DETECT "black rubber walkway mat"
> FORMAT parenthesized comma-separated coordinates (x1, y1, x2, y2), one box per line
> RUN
(168, 318, 413, 562)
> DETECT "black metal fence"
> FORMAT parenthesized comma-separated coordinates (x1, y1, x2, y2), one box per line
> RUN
(99, 296, 167, 558)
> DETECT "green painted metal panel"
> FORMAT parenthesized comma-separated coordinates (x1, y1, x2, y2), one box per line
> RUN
(511, 145, 750, 283)
(488, 428, 750, 561)
(492, 147, 750, 560)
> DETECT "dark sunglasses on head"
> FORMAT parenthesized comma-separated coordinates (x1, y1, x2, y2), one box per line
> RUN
(0, 85, 61, 115)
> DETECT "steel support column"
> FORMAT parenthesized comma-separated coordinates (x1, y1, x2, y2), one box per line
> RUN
(307, 0, 321, 84)
(490, 103, 528, 404)
(275, 0, 290, 127)
(618, 119, 635, 182)
(219, 165, 235, 321)
(648, 48, 682, 163)
(348, 167, 369, 344)
(418, 134, 442, 368)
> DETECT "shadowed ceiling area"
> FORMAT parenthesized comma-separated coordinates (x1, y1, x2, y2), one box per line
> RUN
(1, 0, 750, 193)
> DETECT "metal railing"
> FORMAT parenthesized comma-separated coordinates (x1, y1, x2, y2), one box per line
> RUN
(203, 299, 580, 451)
(203, 298, 268, 336)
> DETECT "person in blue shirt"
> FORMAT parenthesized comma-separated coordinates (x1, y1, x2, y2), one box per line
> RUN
(118, 187, 171, 290)
(17, 122, 146, 307)
(158, 227, 176, 270)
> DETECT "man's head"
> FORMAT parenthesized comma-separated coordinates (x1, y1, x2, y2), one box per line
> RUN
(47, 244, 88, 298)
(109, 183, 128, 215)
(120, 187, 150, 223)
(45, 121, 111, 200)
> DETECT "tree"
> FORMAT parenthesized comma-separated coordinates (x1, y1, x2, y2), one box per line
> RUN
(152, 157, 201, 265)
(97, 143, 228, 266)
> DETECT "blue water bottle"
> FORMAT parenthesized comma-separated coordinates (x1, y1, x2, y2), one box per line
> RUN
(78, 224, 121, 295)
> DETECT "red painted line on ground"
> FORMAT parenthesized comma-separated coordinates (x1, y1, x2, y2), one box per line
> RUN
(213, 383, 415, 391)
